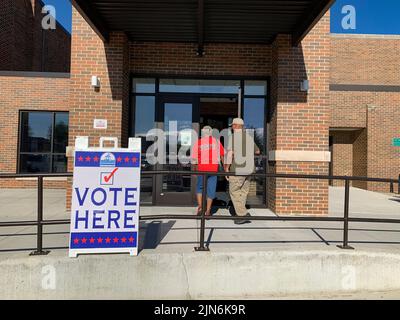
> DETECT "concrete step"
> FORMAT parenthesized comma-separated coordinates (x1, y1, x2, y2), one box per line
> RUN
(1, 248, 400, 299)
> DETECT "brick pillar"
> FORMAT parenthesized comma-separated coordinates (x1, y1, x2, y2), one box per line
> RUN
(267, 12, 331, 215)
(66, 7, 130, 209)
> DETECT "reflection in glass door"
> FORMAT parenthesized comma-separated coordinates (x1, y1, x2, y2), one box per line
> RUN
(156, 97, 198, 205)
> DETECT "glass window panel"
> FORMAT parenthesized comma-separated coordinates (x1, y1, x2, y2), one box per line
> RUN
(20, 112, 52, 152)
(134, 96, 155, 137)
(19, 111, 69, 174)
(164, 102, 192, 161)
(247, 177, 265, 206)
(20, 154, 50, 173)
(133, 96, 156, 157)
(160, 79, 240, 94)
(132, 78, 155, 93)
(243, 98, 266, 205)
(140, 177, 153, 204)
(53, 113, 69, 153)
(244, 80, 267, 96)
(162, 102, 193, 193)
(244, 98, 265, 152)
(164, 103, 193, 132)
(52, 155, 68, 173)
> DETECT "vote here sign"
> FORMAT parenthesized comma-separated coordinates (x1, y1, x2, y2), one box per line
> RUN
(69, 149, 141, 257)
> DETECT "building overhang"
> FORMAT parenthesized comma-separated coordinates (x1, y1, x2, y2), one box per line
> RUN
(72, 0, 335, 53)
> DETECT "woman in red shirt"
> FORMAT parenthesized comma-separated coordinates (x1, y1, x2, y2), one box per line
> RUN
(192, 126, 225, 216)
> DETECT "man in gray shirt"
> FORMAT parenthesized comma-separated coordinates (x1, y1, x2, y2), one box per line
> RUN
(224, 118, 260, 224)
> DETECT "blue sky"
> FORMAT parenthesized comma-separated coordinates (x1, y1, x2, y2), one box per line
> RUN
(44, 0, 400, 35)
(331, 0, 400, 34)
(42, 0, 71, 33)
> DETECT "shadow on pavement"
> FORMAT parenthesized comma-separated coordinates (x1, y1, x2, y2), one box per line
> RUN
(139, 220, 176, 251)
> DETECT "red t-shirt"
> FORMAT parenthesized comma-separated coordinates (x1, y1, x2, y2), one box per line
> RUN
(192, 136, 225, 172)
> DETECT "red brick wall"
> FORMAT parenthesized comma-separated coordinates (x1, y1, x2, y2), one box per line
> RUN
(268, 12, 331, 215)
(352, 129, 368, 189)
(330, 131, 354, 185)
(269, 162, 329, 215)
(71, 14, 333, 216)
(330, 91, 400, 191)
(330, 94, 367, 128)
(0, 75, 70, 188)
(0, 0, 14, 70)
(67, 7, 130, 207)
(34, 1, 71, 73)
(330, 129, 368, 188)
(0, 0, 71, 72)
(330, 35, 400, 192)
(130, 42, 271, 77)
(367, 98, 400, 192)
(69, 10, 129, 149)
(2, 5, 398, 216)
(331, 34, 400, 85)
(0, 2, 70, 189)
(0, 0, 33, 71)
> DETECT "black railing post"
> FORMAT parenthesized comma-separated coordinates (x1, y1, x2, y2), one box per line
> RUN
(337, 179, 354, 250)
(30, 176, 50, 256)
(390, 182, 394, 193)
(195, 173, 210, 251)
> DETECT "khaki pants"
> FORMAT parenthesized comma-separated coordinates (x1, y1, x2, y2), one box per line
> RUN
(229, 176, 250, 216)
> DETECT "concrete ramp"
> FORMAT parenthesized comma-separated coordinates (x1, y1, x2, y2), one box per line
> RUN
(1, 249, 400, 299)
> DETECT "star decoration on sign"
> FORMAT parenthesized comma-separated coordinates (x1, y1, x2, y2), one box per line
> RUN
(71, 234, 135, 246)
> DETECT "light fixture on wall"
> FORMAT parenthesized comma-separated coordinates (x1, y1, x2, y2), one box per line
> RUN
(300, 80, 309, 92)
(91, 75, 100, 88)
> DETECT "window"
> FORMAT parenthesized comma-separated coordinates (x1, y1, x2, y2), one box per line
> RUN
(130, 76, 269, 205)
(160, 79, 240, 94)
(131, 79, 157, 204)
(243, 81, 267, 206)
(132, 78, 156, 93)
(244, 80, 267, 96)
(244, 98, 266, 151)
(19, 111, 69, 173)
(243, 81, 267, 152)
(133, 96, 156, 138)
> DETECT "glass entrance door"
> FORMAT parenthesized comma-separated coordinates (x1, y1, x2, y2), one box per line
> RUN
(155, 96, 198, 205)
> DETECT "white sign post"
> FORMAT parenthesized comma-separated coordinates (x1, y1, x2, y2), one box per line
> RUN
(69, 137, 141, 258)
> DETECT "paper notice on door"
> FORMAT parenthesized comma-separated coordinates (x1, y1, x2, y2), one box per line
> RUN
(179, 130, 192, 146)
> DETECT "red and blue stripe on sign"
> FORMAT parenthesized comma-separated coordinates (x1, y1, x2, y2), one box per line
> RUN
(74, 152, 140, 168)
(70, 232, 137, 249)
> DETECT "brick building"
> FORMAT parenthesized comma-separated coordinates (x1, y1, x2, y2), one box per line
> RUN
(0, 0, 398, 215)
(0, 0, 71, 73)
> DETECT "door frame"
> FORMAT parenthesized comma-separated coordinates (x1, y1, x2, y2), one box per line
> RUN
(129, 74, 270, 207)
(154, 94, 199, 206)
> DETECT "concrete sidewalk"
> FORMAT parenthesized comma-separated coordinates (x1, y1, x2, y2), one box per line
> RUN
(0, 187, 399, 299)
(0, 187, 399, 256)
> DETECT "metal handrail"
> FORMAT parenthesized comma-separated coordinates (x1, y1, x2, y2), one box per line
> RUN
(0, 171, 399, 255)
